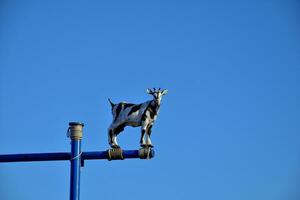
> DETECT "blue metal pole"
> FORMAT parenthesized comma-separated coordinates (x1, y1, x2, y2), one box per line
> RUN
(0, 149, 155, 163)
(0, 152, 70, 162)
(0, 121, 155, 200)
(70, 139, 81, 200)
(82, 150, 154, 160)
(68, 122, 84, 200)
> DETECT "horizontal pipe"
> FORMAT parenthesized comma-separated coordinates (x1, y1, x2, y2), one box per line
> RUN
(82, 150, 153, 160)
(0, 149, 155, 163)
(0, 153, 70, 162)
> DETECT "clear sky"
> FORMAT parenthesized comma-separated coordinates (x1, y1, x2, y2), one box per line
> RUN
(1, 1, 300, 200)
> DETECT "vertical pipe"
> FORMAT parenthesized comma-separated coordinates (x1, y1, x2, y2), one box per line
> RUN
(68, 122, 84, 200)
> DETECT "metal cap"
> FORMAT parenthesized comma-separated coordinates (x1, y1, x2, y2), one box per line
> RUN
(68, 122, 84, 140)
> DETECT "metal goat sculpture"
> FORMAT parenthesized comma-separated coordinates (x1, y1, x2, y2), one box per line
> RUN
(108, 88, 168, 148)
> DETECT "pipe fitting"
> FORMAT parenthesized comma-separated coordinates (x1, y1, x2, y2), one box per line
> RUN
(139, 147, 154, 159)
(68, 122, 84, 140)
(107, 148, 124, 161)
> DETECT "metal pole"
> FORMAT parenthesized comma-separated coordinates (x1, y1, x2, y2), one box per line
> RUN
(0, 149, 155, 163)
(0, 121, 155, 199)
(68, 122, 84, 200)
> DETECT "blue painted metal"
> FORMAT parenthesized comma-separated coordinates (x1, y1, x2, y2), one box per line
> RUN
(0, 150, 155, 162)
(0, 149, 155, 200)
(0, 121, 155, 200)
(82, 149, 155, 160)
(0, 152, 70, 162)
(70, 139, 81, 200)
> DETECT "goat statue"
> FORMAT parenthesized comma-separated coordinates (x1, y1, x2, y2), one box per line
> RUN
(108, 88, 168, 148)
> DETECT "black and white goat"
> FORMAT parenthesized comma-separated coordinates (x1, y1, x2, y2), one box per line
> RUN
(108, 88, 168, 148)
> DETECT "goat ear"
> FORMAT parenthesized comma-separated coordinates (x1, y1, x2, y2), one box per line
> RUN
(162, 89, 168, 95)
(147, 88, 152, 94)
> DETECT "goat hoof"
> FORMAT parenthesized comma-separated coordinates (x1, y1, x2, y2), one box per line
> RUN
(141, 144, 153, 148)
(111, 145, 120, 149)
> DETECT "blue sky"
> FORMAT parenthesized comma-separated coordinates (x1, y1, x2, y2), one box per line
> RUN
(1, 1, 300, 200)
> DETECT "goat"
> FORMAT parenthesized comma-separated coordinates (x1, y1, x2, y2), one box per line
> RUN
(108, 88, 168, 148)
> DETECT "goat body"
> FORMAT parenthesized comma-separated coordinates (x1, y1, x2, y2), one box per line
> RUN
(107, 88, 167, 148)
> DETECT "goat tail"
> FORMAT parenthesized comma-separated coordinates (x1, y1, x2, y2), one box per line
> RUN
(108, 98, 115, 107)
